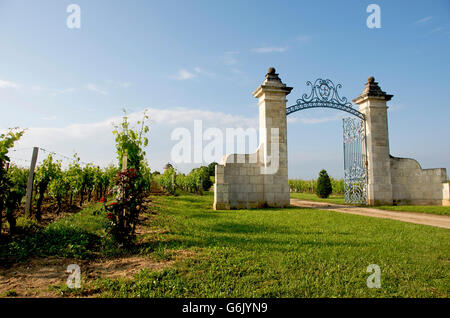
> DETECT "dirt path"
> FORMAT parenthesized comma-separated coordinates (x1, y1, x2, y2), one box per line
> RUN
(290, 199, 450, 229)
(0, 250, 193, 297)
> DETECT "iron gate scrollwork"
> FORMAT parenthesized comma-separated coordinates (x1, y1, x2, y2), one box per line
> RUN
(343, 117, 368, 204)
(286, 78, 368, 205)
(286, 79, 365, 120)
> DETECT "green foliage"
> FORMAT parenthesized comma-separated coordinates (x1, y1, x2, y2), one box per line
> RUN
(289, 177, 344, 195)
(0, 128, 25, 235)
(4, 165, 28, 234)
(104, 169, 143, 243)
(315, 169, 333, 198)
(34, 154, 60, 220)
(288, 179, 316, 193)
(15, 216, 41, 235)
(66, 153, 83, 204)
(47, 162, 69, 213)
(207, 162, 218, 177)
(196, 166, 213, 191)
(112, 110, 149, 171)
(6, 165, 28, 198)
(158, 167, 177, 194)
(0, 203, 108, 265)
(107, 111, 151, 243)
(156, 165, 213, 195)
(0, 128, 25, 162)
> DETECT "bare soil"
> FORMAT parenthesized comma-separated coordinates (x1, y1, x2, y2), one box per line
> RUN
(0, 250, 193, 297)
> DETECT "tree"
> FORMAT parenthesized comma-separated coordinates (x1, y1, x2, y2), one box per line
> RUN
(316, 169, 332, 198)
(207, 162, 218, 177)
(197, 166, 213, 191)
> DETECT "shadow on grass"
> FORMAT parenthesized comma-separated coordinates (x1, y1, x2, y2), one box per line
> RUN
(0, 225, 102, 268)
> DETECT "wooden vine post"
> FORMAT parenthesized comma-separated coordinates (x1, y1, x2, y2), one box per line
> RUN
(25, 147, 39, 218)
(122, 151, 128, 172)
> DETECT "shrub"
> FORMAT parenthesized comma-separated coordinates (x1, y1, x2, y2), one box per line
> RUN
(159, 167, 177, 194)
(316, 169, 333, 198)
(108, 110, 150, 243)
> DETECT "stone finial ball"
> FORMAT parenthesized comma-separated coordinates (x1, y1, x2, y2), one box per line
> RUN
(368, 76, 375, 83)
(268, 67, 276, 74)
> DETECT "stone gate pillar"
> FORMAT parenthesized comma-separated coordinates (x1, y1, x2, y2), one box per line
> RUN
(353, 77, 393, 205)
(252, 67, 292, 207)
(213, 67, 292, 209)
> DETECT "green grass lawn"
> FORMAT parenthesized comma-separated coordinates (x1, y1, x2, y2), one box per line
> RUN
(94, 193, 449, 298)
(290, 192, 346, 205)
(3, 193, 448, 298)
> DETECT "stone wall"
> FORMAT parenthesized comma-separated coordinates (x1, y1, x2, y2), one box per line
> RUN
(214, 150, 265, 209)
(354, 77, 448, 206)
(390, 156, 448, 205)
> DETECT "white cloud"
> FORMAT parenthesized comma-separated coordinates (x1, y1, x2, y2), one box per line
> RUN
(172, 69, 196, 80)
(87, 83, 108, 95)
(0, 79, 19, 89)
(148, 107, 256, 127)
(30, 85, 75, 96)
(7, 108, 258, 171)
(194, 67, 215, 77)
(415, 16, 432, 24)
(297, 35, 310, 43)
(251, 47, 288, 53)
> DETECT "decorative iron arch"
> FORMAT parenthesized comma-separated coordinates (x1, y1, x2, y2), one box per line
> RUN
(286, 79, 365, 120)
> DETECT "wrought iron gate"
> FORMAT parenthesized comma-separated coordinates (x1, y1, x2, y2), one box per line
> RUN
(342, 117, 368, 204)
(286, 78, 368, 205)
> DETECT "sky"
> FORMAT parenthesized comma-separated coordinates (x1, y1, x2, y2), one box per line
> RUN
(1, 0, 449, 179)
